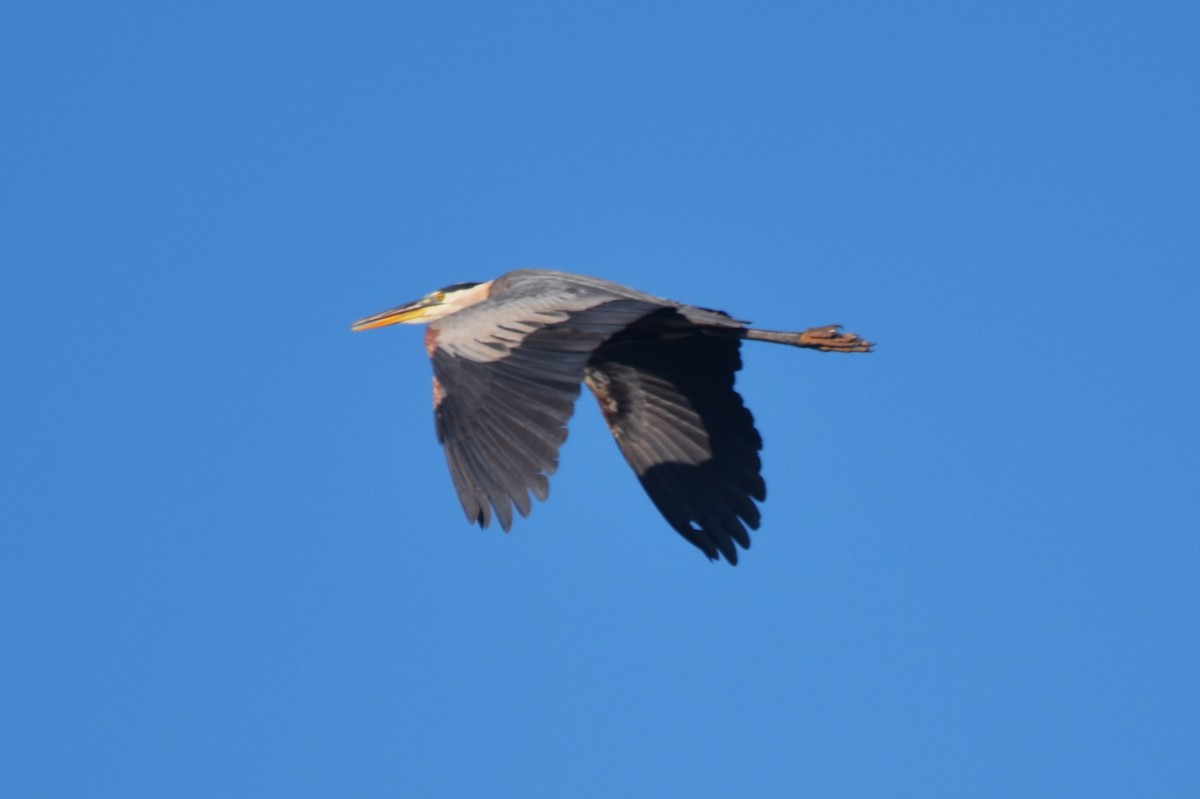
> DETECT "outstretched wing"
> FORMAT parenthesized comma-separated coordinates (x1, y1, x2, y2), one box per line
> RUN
(585, 310, 765, 564)
(430, 296, 662, 530)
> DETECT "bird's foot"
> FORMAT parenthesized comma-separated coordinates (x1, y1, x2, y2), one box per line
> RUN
(797, 325, 874, 353)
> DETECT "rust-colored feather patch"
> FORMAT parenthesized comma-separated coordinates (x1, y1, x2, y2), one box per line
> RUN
(432, 375, 446, 409)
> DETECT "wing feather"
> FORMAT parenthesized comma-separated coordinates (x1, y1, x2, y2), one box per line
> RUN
(430, 298, 664, 530)
(584, 310, 764, 563)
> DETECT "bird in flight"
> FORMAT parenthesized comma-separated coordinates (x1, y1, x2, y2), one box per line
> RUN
(353, 269, 872, 564)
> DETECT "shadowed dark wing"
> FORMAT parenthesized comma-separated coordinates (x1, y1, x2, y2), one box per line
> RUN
(585, 310, 765, 563)
(431, 299, 661, 530)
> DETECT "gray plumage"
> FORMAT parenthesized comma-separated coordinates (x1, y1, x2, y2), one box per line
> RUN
(353, 269, 872, 564)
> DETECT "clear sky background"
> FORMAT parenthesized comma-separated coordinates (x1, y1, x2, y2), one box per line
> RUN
(3, 2, 1197, 796)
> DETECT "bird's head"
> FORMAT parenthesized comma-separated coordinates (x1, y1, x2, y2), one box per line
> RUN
(351, 281, 488, 330)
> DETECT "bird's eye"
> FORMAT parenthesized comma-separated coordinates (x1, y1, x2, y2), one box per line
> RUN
(434, 291, 446, 302)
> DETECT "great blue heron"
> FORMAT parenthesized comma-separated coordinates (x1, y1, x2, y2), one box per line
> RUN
(353, 269, 872, 564)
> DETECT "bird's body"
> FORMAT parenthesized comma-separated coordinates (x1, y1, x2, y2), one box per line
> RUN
(353, 269, 871, 564)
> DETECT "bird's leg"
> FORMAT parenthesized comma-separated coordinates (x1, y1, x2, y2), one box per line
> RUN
(743, 325, 874, 353)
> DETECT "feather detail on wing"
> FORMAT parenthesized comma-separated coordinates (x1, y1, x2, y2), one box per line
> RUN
(584, 309, 764, 563)
(429, 299, 663, 529)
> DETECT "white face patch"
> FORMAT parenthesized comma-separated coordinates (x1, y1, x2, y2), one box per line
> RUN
(419, 282, 494, 322)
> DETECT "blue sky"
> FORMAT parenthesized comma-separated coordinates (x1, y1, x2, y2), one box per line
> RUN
(3, 1, 1197, 796)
